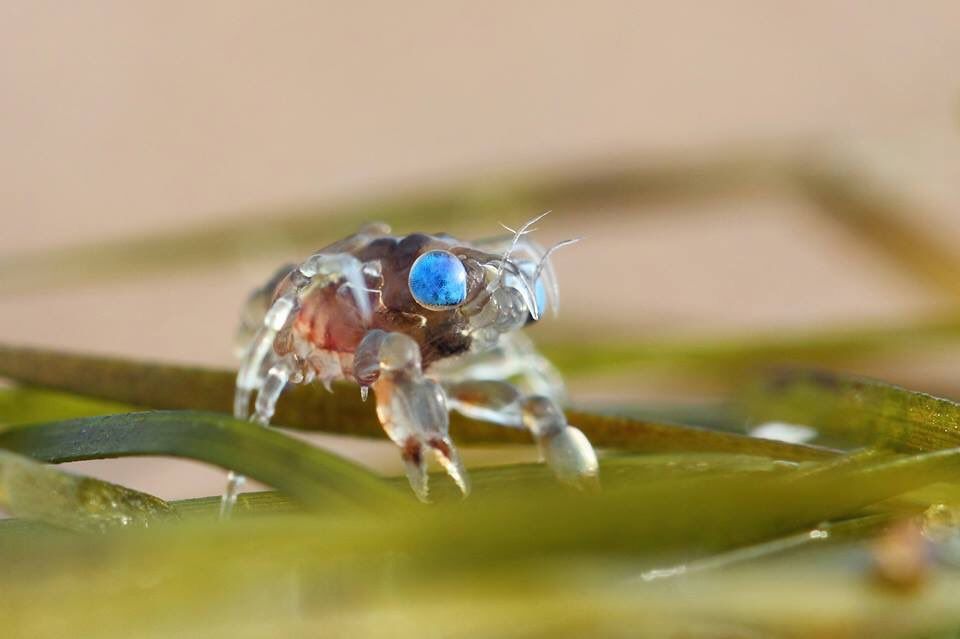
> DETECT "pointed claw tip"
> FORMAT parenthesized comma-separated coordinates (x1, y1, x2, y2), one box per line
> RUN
(403, 441, 431, 503)
(411, 477, 431, 503)
(412, 487, 431, 504)
(446, 466, 471, 497)
(428, 439, 471, 497)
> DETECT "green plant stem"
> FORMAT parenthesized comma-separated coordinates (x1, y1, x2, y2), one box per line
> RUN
(0, 345, 835, 462)
(799, 165, 960, 302)
(541, 313, 960, 379)
(739, 370, 960, 453)
(0, 449, 175, 532)
(0, 411, 404, 510)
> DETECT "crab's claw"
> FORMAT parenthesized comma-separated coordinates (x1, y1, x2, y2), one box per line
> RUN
(357, 331, 472, 501)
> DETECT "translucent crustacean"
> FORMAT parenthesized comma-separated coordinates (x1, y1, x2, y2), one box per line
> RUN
(224, 213, 598, 514)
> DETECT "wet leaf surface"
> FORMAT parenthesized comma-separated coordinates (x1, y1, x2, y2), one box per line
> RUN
(0, 449, 175, 533)
(739, 370, 960, 452)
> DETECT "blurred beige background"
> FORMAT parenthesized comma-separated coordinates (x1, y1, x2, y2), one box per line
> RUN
(2, 1, 959, 499)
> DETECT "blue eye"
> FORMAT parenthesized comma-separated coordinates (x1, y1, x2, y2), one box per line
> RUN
(534, 278, 547, 316)
(408, 250, 468, 310)
(519, 263, 549, 316)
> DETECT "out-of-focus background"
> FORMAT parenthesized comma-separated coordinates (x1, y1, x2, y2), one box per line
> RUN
(2, 2, 959, 499)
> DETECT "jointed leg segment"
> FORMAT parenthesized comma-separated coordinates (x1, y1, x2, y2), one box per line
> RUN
(445, 379, 599, 486)
(223, 252, 371, 518)
(354, 330, 469, 501)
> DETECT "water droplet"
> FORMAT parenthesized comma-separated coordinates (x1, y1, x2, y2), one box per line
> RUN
(749, 421, 817, 444)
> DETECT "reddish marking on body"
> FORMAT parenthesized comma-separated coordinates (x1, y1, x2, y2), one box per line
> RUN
(428, 438, 451, 459)
(450, 388, 486, 406)
(294, 283, 367, 354)
(278, 235, 476, 371)
(401, 437, 422, 465)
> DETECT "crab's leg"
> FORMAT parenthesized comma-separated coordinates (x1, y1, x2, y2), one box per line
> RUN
(220, 355, 295, 518)
(444, 379, 599, 487)
(235, 253, 371, 416)
(224, 252, 372, 518)
(430, 332, 567, 401)
(354, 330, 469, 502)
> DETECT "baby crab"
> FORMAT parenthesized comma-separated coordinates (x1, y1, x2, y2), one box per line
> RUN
(226, 213, 598, 511)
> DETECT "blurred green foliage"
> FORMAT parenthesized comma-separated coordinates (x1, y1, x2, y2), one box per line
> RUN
(4, 153, 960, 637)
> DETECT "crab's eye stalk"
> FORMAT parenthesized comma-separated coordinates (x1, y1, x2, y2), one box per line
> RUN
(408, 250, 468, 310)
(519, 263, 549, 318)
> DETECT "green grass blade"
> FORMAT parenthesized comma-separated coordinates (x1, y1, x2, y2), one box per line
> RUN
(0, 444, 953, 638)
(0, 344, 834, 461)
(176, 452, 803, 516)
(0, 387, 130, 425)
(0, 449, 174, 532)
(800, 165, 960, 302)
(0, 152, 796, 295)
(2, 447, 955, 601)
(5, 445, 944, 561)
(0, 411, 404, 510)
(0, 452, 803, 535)
(543, 313, 960, 380)
(739, 370, 960, 452)
(633, 512, 896, 583)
